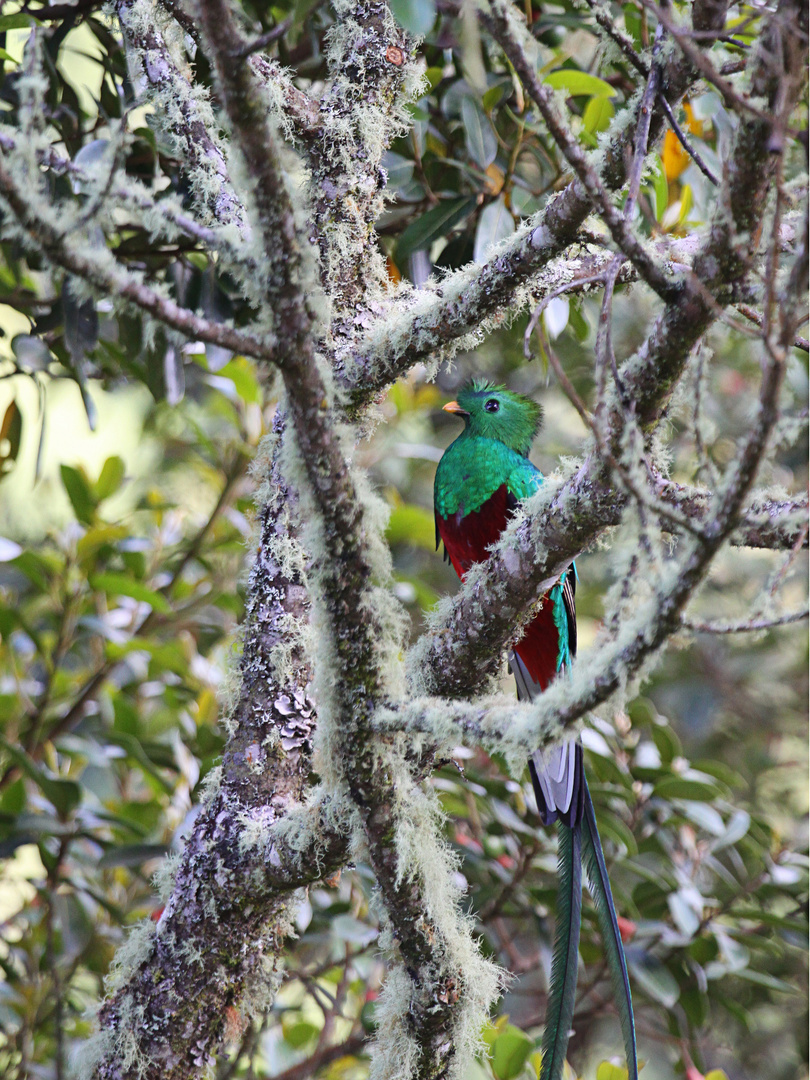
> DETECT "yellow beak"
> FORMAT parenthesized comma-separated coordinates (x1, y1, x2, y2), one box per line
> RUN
(443, 401, 469, 416)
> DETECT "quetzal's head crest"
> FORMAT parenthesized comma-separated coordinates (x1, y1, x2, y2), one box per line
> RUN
(444, 379, 543, 457)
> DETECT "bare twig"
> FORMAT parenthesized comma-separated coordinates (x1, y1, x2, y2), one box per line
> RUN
(656, 94, 719, 185)
(0, 157, 277, 362)
(235, 15, 294, 58)
(482, 0, 678, 302)
(736, 302, 809, 351)
(682, 609, 809, 633)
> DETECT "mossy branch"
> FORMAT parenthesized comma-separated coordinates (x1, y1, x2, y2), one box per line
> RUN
(340, 0, 725, 409)
(0, 152, 277, 361)
(116, 0, 246, 228)
(87, 423, 349, 1080)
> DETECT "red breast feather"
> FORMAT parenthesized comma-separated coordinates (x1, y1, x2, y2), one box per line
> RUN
(436, 483, 560, 691)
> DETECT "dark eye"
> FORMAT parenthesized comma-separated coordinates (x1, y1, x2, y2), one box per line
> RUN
(484, 398, 500, 413)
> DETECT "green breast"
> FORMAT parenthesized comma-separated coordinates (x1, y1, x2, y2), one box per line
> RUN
(435, 437, 541, 518)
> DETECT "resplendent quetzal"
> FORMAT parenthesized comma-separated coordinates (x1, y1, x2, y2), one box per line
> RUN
(434, 379, 637, 1080)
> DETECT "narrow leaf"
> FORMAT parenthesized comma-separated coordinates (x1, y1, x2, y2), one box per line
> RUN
(473, 197, 515, 264)
(95, 456, 126, 501)
(61, 464, 97, 524)
(583, 96, 614, 135)
(396, 197, 476, 264)
(544, 70, 616, 98)
(461, 96, 497, 169)
(90, 573, 171, 614)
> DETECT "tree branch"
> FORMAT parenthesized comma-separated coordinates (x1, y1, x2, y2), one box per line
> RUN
(481, 0, 677, 302)
(115, 0, 246, 227)
(617, 0, 807, 432)
(0, 154, 277, 361)
(340, 0, 727, 408)
(90, 423, 350, 1080)
(192, 4, 499, 1077)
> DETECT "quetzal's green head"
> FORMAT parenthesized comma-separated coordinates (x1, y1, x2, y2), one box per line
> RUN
(443, 379, 542, 457)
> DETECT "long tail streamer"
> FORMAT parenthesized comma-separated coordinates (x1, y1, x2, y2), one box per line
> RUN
(540, 822, 582, 1080)
(581, 781, 638, 1080)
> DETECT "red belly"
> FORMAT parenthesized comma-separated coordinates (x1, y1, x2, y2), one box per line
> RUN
(437, 484, 560, 692)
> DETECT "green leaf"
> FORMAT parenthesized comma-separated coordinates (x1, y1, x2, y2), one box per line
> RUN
(383, 151, 415, 190)
(648, 159, 668, 222)
(95, 456, 126, 501)
(583, 95, 614, 135)
(396, 197, 476, 264)
(544, 70, 616, 98)
(61, 464, 97, 524)
(623, 4, 642, 48)
(282, 1019, 320, 1049)
(0, 48, 17, 64)
(597, 1063, 629, 1080)
(652, 776, 720, 801)
(711, 809, 750, 850)
(97, 843, 169, 869)
(489, 1024, 533, 1080)
(677, 800, 725, 836)
(461, 96, 497, 169)
(482, 83, 507, 112)
(628, 955, 679, 1007)
(0, 13, 38, 30)
(424, 66, 444, 91)
(210, 356, 262, 405)
(387, 504, 436, 550)
(677, 183, 693, 224)
(668, 890, 701, 937)
(77, 524, 129, 563)
(389, 0, 435, 36)
(731, 968, 793, 993)
(649, 719, 681, 764)
(90, 573, 171, 614)
(595, 811, 638, 855)
(0, 739, 81, 819)
(330, 914, 378, 946)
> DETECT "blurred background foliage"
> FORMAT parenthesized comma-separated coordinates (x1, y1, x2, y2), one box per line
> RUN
(0, 1, 806, 1079)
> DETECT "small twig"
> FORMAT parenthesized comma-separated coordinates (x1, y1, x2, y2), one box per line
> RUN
(482, 0, 678, 302)
(268, 1031, 367, 1080)
(736, 303, 809, 352)
(634, 0, 776, 125)
(682, 609, 809, 633)
(536, 317, 707, 541)
(155, 0, 199, 38)
(523, 272, 607, 359)
(585, 0, 649, 77)
(596, 25, 663, 431)
(656, 94, 719, 185)
(690, 342, 718, 485)
(719, 59, 747, 76)
(768, 520, 810, 597)
(235, 15, 294, 59)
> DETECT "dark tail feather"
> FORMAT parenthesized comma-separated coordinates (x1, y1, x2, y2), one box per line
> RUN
(539, 822, 582, 1080)
(581, 781, 638, 1080)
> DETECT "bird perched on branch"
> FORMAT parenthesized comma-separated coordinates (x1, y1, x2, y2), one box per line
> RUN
(434, 379, 637, 1080)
